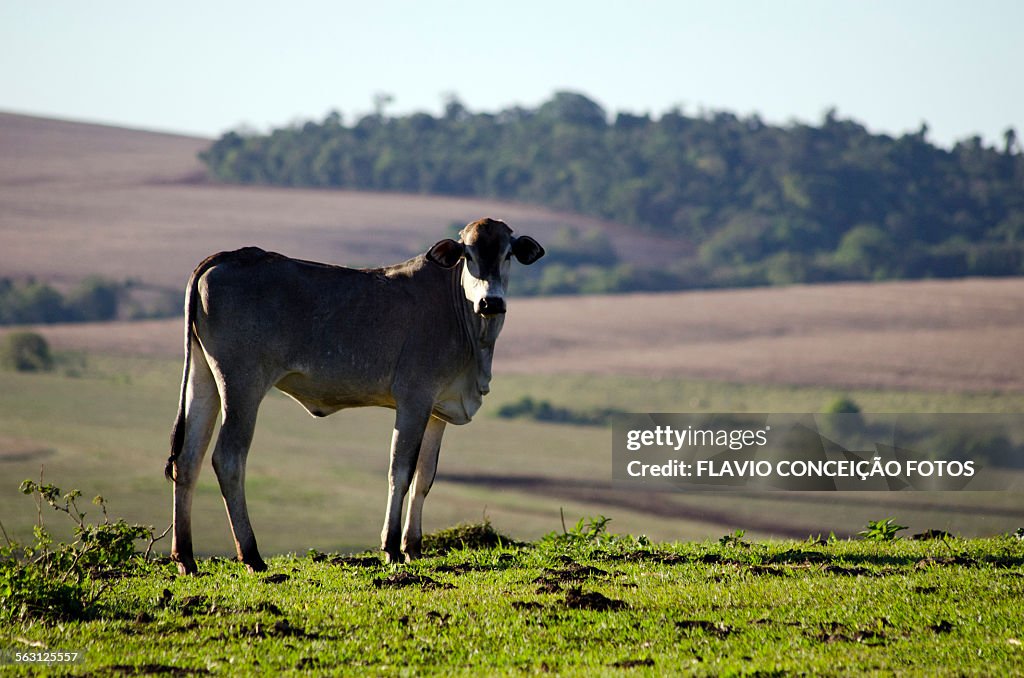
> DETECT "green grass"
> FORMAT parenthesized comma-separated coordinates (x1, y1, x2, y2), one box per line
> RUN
(1, 354, 1023, 561)
(2, 525, 1024, 676)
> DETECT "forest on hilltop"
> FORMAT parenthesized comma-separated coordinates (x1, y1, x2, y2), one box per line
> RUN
(200, 92, 1024, 294)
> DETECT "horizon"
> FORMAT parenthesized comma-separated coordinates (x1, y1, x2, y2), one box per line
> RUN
(1, 1, 1021, 150)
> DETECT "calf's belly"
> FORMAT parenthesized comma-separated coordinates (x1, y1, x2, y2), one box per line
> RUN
(274, 371, 395, 417)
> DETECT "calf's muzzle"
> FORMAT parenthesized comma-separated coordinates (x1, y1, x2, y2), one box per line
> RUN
(477, 296, 506, 316)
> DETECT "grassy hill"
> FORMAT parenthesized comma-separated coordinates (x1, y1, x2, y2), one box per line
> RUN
(2, 510, 1023, 675)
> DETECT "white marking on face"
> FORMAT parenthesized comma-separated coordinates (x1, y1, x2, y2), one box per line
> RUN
(460, 245, 511, 314)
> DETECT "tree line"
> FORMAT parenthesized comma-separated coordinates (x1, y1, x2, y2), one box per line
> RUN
(0, 277, 178, 325)
(200, 91, 1024, 291)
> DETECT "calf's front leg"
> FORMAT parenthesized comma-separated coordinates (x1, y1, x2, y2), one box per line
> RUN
(381, 406, 431, 563)
(402, 416, 446, 560)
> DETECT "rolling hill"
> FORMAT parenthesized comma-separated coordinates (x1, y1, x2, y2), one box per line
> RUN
(0, 112, 683, 290)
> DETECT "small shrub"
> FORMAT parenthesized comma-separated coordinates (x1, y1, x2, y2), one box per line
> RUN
(0, 480, 162, 622)
(824, 396, 866, 437)
(719, 529, 750, 547)
(807, 532, 839, 546)
(495, 395, 624, 426)
(542, 514, 616, 549)
(826, 396, 862, 415)
(858, 518, 908, 542)
(567, 515, 613, 541)
(1, 331, 54, 372)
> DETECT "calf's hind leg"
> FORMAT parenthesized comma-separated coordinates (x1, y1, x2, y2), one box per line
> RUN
(211, 389, 268, 573)
(171, 342, 220, 576)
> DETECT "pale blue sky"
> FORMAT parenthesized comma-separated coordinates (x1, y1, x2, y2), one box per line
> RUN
(1, 1, 1020, 148)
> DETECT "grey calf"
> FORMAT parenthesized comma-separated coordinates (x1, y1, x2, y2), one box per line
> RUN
(165, 218, 544, 574)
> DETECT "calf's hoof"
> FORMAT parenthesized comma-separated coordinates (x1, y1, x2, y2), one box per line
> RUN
(171, 553, 198, 576)
(383, 548, 403, 564)
(243, 556, 268, 573)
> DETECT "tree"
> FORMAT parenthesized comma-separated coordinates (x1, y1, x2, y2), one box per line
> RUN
(372, 92, 394, 118)
(67, 277, 119, 321)
(833, 224, 897, 279)
(538, 91, 607, 128)
(1, 331, 54, 372)
(1004, 127, 1018, 156)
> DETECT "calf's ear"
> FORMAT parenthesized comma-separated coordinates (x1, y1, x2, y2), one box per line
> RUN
(512, 236, 545, 265)
(426, 239, 465, 268)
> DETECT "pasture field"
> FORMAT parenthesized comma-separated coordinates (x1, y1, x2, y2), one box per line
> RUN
(2, 520, 1024, 676)
(2, 353, 1023, 562)
(9, 275, 1024, 394)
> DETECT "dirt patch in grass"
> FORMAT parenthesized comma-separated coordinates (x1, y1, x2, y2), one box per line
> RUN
(373, 571, 453, 590)
(262, 573, 290, 584)
(811, 621, 889, 645)
(821, 564, 877, 577)
(329, 554, 383, 568)
(106, 664, 209, 676)
(603, 549, 732, 567)
(768, 549, 830, 565)
(610, 658, 655, 668)
(533, 560, 612, 593)
(676, 619, 734, 637)
(563, 587, 628, 611)
(535, 580, 563, 594)
(232, 602, 283, 616)
(915, 556, 978, 569)
(745, 564, 789, 577)
(174, 595, 210, 616)
(510, 600, 545, 610)
(534, 562, 608, 584)
(213, 619, 321, 641)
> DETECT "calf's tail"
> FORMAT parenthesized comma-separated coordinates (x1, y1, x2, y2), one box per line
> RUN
(165, 255, 217, 481)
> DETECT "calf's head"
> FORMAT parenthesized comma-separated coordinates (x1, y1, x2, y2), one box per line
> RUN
(427, 218, 545, 316)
